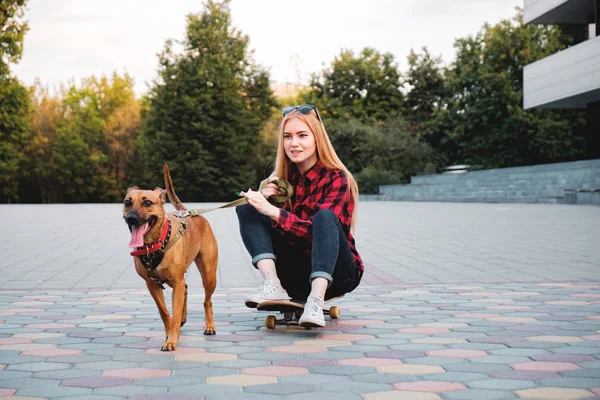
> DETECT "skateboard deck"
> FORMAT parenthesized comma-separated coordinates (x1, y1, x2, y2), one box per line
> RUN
(256, 296, 343, 329)
(256, 299, 305, 313)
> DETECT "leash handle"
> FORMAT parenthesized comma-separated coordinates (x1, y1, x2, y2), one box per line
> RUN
(185, 178, 293, 216)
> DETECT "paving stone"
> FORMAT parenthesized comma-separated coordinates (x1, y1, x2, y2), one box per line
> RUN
(539, 377, 600, 388)
(206, 394, 284, 400)
(243, 383, 317, 394)
(60, 376, 132, 388)
(470, 356, 532, 364)
(551, 346, 600, 355)
(309, 365, 376, 375)
(32, 369, 101, 379)
(365, 350, 425, 359)
(304, 351, 364, 360)
(449, 343, 507, 351)
(445, 363, 512, 374)
(403, 357, 468, 366)
(74, 360, 138, 371)
(93, 385, 167, 397)
(285, 392, 361, 400)
(531, 354, 596, 362)
(362, 391, 441, 400)
(506, 342, 563, 349)
(349, 373, 419, 384)
(491, 370, 560, 380)
(431, 372, 490, 382)
(6, 362, 71, 372)
(561, 368, 600, 378)
(168, 383, 242, 396)
(209, 359, 271, 368)
(272, 359, 336, 368)
(442, 389, 517, 399)
(173, 366, 240, 377)
(314, 381, 392, 394)
(278, 373, 348, 384)
(14, 385, 92, 397)
(514, 387, 596, 399)
(466, 379, 537, 390)
(0, 377, 60, 389)
(0, 370, 31, 379)
(57, 396, 122, 400)
(488, 348, 547, 357)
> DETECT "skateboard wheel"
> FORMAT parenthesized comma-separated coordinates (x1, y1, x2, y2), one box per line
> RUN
(265, 315, 276, 329)
(329, 306, 340, 319)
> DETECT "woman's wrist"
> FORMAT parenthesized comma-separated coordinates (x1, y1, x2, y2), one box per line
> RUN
(270, 206, 280, 221)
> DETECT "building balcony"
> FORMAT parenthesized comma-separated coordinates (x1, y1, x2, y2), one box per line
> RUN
(523, 35, 600, 109)
(524, 0, 596, 24)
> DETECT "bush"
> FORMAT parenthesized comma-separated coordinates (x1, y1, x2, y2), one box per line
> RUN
(356, 166, 401, 194)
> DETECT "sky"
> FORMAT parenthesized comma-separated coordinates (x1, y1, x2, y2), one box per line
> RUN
(13, 0, 522, 96)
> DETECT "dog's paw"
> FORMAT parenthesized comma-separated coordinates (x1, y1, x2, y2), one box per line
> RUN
(160, 340, 177, 351)
(180, 319, 186, 327)
(204, 327, 216, 335)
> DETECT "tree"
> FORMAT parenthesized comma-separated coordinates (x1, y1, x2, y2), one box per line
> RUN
(402, 47, 450, 167)
(0, 0, 29, 202)
(139, 0, 276, 201)
(0, 0, 28, 78)
(325, 116, 435, 194)
(444, 10, 586, 168)
(21, 81, 63, 203)
(300, 48, 404, 122)
(21, 74, 142, 203)
(0, 78, 29, 201)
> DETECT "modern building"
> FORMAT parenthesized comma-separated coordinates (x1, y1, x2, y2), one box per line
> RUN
(523, 0, 599, 157)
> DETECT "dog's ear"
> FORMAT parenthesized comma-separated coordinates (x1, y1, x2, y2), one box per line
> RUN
(154, 187, 167, 203)
(127, 186, 140, 193)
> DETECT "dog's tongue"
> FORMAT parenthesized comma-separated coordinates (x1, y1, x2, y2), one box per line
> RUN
(129, 223, 149, 248)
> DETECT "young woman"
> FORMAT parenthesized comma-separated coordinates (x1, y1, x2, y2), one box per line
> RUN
(236, 104, 363, 327)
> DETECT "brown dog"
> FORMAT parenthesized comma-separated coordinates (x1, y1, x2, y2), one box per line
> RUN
(123, 163, 218, 351)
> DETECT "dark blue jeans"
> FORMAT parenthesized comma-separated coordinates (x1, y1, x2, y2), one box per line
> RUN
(236, 204, 359, 300)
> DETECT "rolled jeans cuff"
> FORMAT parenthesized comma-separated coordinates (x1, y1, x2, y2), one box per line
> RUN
(251, 253, 276, 267)
(310, 271, 333, 287)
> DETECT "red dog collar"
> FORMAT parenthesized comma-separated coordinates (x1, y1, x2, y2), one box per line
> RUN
(130, 218, 170, 257)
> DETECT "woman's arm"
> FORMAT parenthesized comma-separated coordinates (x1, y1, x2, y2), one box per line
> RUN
(274, 171, 351, 242)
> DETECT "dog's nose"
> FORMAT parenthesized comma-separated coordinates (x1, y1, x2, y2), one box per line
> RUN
(124, 212, 139, 226)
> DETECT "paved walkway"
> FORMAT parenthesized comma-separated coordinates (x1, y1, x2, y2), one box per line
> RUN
(0, 202, 599, 399)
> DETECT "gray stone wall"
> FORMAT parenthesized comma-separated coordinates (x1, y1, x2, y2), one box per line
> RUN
(369, 159, 600, 204)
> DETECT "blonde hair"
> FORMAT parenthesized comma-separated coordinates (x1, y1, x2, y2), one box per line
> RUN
(273, 109, 359, 228)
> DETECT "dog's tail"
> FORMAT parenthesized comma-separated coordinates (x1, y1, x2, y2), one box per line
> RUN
(163, 162, 187, 211)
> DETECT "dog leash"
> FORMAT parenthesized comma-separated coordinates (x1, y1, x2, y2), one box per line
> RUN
(179, 178, 293, 217)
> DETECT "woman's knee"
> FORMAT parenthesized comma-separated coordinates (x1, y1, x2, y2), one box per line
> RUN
(235, 203, 257, 220)
(313, 209, 337, 226)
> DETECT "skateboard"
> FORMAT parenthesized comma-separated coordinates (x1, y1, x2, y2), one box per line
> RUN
(256, 296, 342, 329)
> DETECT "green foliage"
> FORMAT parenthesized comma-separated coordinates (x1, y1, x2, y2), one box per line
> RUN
(325, 116, 435, 193)
(355, 166, 399, 195)
(0, 0, 29, 202)
(139, 0, 276, 201)
(300, 48, 404, 122)
(0, 77, 29, 202)
(443, 11, 587, 168)
(0, 0, 28, 78)
(403, 47, 450, 164)
(17, 74, 142, 203)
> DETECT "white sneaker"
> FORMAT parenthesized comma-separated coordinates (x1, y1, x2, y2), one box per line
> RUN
(245, 279, 291, 308)
(299, 296, 325, 327)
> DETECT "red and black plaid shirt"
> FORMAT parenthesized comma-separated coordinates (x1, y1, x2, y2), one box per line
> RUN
(273, 160, 364, 276)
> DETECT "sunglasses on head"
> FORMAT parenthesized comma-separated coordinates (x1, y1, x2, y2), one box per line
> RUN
(282, 104, 322, 122)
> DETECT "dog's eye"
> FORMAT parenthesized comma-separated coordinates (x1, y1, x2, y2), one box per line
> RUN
(124, 199, 132, 207)
(143, 200, 154, 207)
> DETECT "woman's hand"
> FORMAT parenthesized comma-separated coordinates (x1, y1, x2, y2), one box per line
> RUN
(241, 188, 280, 221)
(260, 176, 281, 199)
